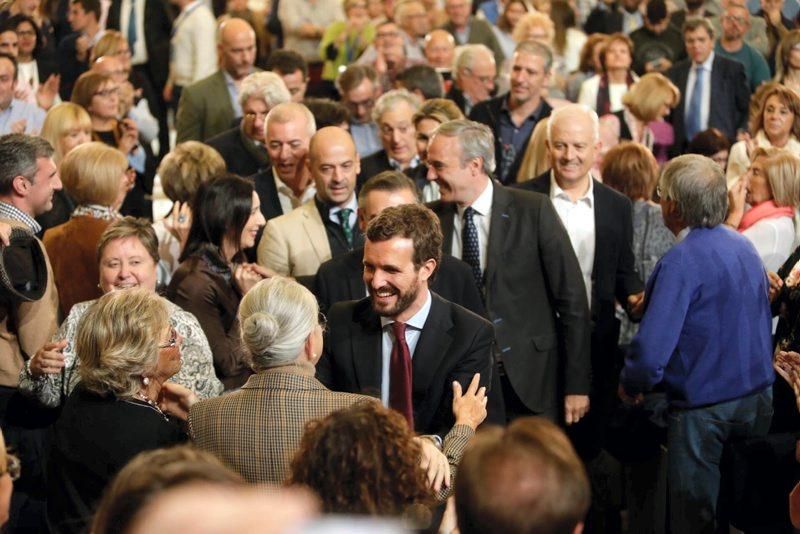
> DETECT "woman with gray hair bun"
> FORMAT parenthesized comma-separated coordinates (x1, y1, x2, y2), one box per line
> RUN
(189, 277, 373, 484)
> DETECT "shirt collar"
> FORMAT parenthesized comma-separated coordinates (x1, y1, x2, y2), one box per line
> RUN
(0, 200, 41, 233)
(550, 172, 594, 206)
(389, 155, 420, 171)
(693, 51, 714, 70)
(500, 95, 546, 121)
(457, 179, 493, 217)
(328, 193, 358, 215)
(380, 289, 432, 331)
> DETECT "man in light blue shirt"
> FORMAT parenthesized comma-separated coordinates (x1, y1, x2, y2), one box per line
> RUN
(0, 54, 44, 135)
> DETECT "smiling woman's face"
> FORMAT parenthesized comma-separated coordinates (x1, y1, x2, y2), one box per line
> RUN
(98, 236, 158, 294)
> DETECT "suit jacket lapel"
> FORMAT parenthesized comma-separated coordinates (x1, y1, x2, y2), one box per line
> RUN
(438, 203, 456, 254)
(352, 301, 382, 393)
(485, 184, 514, 289)
(412, 294, 453, 396)
(302, 201, 332, 263)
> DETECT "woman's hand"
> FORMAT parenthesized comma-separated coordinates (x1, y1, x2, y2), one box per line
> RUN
(158, 382, 198, 421)
(29, 340, 68, 378)
(768, 271, 784, 303)
(164, 201, 192, 249)
(117, 118, 139, 155)
(233, 263, 263, 294)
(452, 373, 487, 430)
(725, 176, 748, 229)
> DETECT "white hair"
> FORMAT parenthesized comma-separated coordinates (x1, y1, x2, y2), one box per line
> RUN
(238, 71, 292, 109)
(546, 104, 600, 143)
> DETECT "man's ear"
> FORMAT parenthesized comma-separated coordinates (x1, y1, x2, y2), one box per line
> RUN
(10, 175, 28, 197)
(418, 258, 436, 282)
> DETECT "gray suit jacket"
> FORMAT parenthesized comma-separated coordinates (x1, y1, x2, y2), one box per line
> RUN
(443, 17, 505, 64)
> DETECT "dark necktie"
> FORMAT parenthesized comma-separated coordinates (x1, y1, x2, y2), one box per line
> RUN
(127, 0, 137, 50)
(462, 207, 483, 291)
(685, 65, 704, 141)
(337, 208, 354, 248)
(389, 321, 414, 430)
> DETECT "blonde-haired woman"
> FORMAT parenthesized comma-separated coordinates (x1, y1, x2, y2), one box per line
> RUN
(515, 117, 550, 182)
(46, 289, 193, 533)
(36, 102, 92, 232)
(43, 142, 132, 315)
(726, 147, 800, 271)
(413, 98, 464, 201)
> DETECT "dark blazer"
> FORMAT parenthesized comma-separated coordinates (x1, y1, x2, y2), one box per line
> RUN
(249, 167, 284, 221)
(56, 32, 88, 101)
(356, 149, 428, 192)
(317, 292, 494, 436)
(469, 94, 553, 185)
(106, 0, 174, 89)
(442, 17, 505, 64)
(429, 184, 591, 417)
(667, 54, 750, 149)
(445, 85, 470, 115)
(515, 173, 643, 366)
(206, 126, 270, 178)
(313, 249, 486, 317)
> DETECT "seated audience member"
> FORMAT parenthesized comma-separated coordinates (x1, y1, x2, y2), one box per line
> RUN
(446, 44, 497, 116)
(686, 127, 731, 172)
(455, 417, 590, 534)
(412, 98, 464, 201)
(91, 446, 243, 534)
(578, 32, 637, 114)
(0, 52, 44, 134)
(314, 171, 483, 316)
(43, 142, 130, 316)
(206, 71, 291, 178)
(492, 0, 528, 61)
(605, 72, 679, 164)
(726, 85, 800, 187)
(395, 64, 445, 100)
(0, 20, 57, 111)
(441, 0, 505, 64)
(336, 64, 382, 158)
(35, 102, 91, 233)
(154, 142, 227, 281)
(303, 97, 350, 130)
(20, 217, 224, 406)
(469, 40, 553, 185)
(319, 0, 375, 88)
(0, 430, 18, 528)
(266, 49, 308, 103)
(726, 147, 800, 271)
(423, 29, 456, 80)
(71, 71, 155, 220)
(190, 277, 374, 484)
(258, 126, 362, 277)
(288, 392, 487, 520)
(601, 142, 674, 344)
(515, 117, 550, 182)
(46, 289, 194, 533)
(317, 204, 493, 436)
(357, 89, 424, 187)
(167, 176, 267, 390)
(565, 33, 607, 102)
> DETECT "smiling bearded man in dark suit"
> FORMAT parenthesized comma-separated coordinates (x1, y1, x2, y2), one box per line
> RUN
(317, 203, 493, 437)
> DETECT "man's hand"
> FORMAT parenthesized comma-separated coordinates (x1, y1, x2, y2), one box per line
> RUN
(775, 351, 800, 413)
(627, 291, 645, 320)
(452, 373, 487, 430)
(618, 383, 643, 406)
(158, 382, 198, 421)
(29, 339, 68, 378)
(768, 271, 784, 302)
(564, 394, 589, 425)
(416, 437, 450, 493)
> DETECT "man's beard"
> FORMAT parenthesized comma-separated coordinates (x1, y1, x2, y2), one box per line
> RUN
(369, 280, 420, 318)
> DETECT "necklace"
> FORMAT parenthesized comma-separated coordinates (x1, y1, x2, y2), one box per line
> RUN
(126, 392, 169, 421)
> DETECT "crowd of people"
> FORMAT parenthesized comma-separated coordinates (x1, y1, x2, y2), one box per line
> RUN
(0, 0, 800, 531)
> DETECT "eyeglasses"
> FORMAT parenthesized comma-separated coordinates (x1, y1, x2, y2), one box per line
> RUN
(464, 67, 495, 85)
(722, 14, 746, 24)
(244, 110, 269, 120)
(0, 454, 20, 482)
(16, 30, 36, 37)
(94, 87, 120, 98)
(158, 327, 179, 349)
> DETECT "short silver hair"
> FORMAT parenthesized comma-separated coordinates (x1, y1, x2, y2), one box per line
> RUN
(431, 119, 496, 175)
(238, 71, 291, 109)
(265, 102, 317, 139)
(659, 154, 728, 228)
(453, 44, 495, 76)
(238, 277, 319, 371)
(371, 89, 421, 123)
(547, 104, 600, 143)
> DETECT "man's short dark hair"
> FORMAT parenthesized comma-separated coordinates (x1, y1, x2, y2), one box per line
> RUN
(366, 203, 442, 273)
(0, 52, 17, 82)
(456, 417, 590, 534)
(357, 170, 420, 208)
(266, 50, 308, 80)
(646, 0, 668, 24)
(303, 98, 350, 129)
(0, 134, 54, 195)
(70, 0, 102, 20)
(336, 64, 378, 95)
(686, 127, 732, 156)
(396, 65, 445, 100)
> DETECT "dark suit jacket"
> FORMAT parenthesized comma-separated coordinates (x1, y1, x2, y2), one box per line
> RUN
(206, 126, 270, 178)
(106, 0, 174, 89)
(429, 184, 591, 416)
(313, 249, 486, 317)
(175, 70, 235, 142)
(515, 172, 643, 380)
(445, 85, 470, 115)
(317, 292, 494, 436)
(57, 32, 88, 101)
(245, 167, 284, 263)
(442, 17, 505, 64)
(356, 149, 428, 193)
(667, 55, 750, 149)
(469, 94, 553, 185)
(584, 3, 624, 34)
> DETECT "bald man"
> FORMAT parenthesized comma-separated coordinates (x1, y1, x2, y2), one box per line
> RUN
(175, 17, 258, 143)
(257, 126, 362, 277)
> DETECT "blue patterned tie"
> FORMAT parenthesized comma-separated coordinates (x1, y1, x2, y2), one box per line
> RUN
(462, 207, 483, 291)
(685, 65, 704, 142)
(337, 208, 354, 248)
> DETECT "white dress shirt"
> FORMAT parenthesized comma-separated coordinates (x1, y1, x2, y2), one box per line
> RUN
(272, 170, 316, 215)
(328, 193, 358, 229)
(379, 290, 432, 407)
(550, 173, 595, 306)
(684, 51, 714, 135)
(451, 180, 493, 272)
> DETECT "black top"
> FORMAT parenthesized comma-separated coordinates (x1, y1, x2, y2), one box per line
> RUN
(46, 385, 187, 533)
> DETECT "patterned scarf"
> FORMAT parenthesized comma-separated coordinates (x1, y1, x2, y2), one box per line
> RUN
(596, 71, 636, 116)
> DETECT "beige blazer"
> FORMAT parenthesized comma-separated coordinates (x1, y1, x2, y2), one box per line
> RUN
(256, 199, 331, 277)
(0, 218, 59, 387)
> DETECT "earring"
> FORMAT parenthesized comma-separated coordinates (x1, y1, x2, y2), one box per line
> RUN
(142, 376, 150, 386)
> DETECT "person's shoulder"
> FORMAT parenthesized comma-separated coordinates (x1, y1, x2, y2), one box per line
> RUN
(594, 180, 631, 207)
(184, 70, 225, 93)
(205, 126, 239, 146)
(436, 292, 491, 327)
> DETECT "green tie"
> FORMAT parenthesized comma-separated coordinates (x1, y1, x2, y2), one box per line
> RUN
(337, 208, 354, 247)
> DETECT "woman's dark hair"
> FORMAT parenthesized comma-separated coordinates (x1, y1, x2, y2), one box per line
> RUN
(686, 128, 731, 157)
(497, 0, 528, 33)
(7, 14, 41, 58)
(180, 174, 254, 263)
(288, 402, 434, 523)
